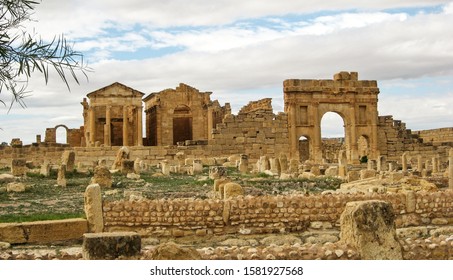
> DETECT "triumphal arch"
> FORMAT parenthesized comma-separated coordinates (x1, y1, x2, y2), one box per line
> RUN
(284, 71, 380, 164)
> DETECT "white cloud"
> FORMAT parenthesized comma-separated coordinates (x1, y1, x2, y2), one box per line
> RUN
(2, 1, 453, 143)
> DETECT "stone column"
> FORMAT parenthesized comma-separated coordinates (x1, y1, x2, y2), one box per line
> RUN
(104, 105, 111, 146)
(417, 155, 423, 172)
(136, 105, 143, 146)
(349, 104, 359, 164)
(449, 148, 453, 189)
(89, 107, 96, 145)
(289, 102, 299, 160)
(313, 103, 322, 163)
(123, 106, 129, 146)
(401, 152, 408, 173)
(432, 157, 438, 173)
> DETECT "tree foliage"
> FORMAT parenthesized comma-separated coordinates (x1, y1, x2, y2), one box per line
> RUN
(0, 0, 88, 110)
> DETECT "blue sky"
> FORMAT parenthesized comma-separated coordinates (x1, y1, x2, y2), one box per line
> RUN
(1, 0, 453, 143)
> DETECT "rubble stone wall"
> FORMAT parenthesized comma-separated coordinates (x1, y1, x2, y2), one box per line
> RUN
(102, 191, 453, 237)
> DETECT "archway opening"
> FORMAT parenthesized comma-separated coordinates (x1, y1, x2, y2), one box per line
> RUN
(173, 105, 193, 145)
(358, 135, 370, 163)
(320, 112, 345, 163)
(56, 126, 68, 144)
(298, 136, 310, 162)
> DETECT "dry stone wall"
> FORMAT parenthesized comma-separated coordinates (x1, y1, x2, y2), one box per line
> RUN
(414, 128, 453, 146)
(102, 191, 453, 236)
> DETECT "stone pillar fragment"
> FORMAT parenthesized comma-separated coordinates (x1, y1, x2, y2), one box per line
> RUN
(161, 160, 170, 176)
(11, 159, 27, 176)
(279, 154, 288, 173)
(209, 166, 227, 179)
(191, 159, 203, 174)
(61, 150, 75, 173)
(269, 158, 281, 175)
(238, 154, 249, 174)
(91, 166, 112, 188)
(340, 200, 402, 260)
(84, 184, 104, 233)
(40, 160, 51, 177)
(417, 155, 423, 172)
(57, 164, 67, 187)
(401, 152, 408, 173)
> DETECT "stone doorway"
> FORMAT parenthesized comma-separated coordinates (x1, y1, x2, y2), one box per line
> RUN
(173, 105, 193, 145)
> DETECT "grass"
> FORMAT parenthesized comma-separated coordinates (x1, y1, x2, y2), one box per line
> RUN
(0, 212, 85, 223)
(0, 166, 343, 223)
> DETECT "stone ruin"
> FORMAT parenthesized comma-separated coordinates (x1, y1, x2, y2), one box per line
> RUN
(1, 71, 453, 260)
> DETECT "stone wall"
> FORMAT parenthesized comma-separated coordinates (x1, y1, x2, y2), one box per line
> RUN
(102, 191, 453, 237)
(210, 109, 290, 161)
(0, 144, 70, 168)
(414, 127, 453, 146)
(377, 116, 451, 161)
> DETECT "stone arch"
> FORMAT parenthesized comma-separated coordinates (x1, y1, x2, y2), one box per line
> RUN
(358, 134, 370, 162)
(319, 111, 347, 163)
(284, 71, 380, 164)
(55, 125, 69, 144)
(172, 104, 193, 145)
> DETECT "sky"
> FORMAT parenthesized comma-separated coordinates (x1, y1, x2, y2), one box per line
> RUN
(1, 0, 453, 144)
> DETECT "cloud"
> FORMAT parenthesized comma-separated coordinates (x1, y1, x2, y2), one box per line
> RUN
(2, 1, 453, 144)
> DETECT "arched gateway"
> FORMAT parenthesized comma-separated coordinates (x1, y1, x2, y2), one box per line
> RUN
(284, 71, 380, 164)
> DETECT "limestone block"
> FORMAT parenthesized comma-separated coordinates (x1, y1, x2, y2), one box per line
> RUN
(61, 150, 75, 172)
(134, 158, 141, 174)
(325, 166, 338, 177)
(279, 154, 288, 172)
(209, 166, 227, 179)
(127, 173, 141, 180)
(0, 218, 88, 244)
(347, 171, 360, 183)
(40, 161, 51, 177)
(6, 182, 27, 192)
(223, 182, 244, 199)
(310, 165, 321, 176)
(298, 172, 315, 179)
(57, 164, 67, 187)
(192, 159, 203, 174)
(161, 160, 170, 175)
(144, 242, 201, 260)
(82, 232, 141, 260)
(339, 200, 402, 260)
(360, 169, 376, 180)
(239, 154, 249, 174)
(258, 156, 270, 173)
(84, 184, 104, 233)
(11, 158, 27, 176)
(90, 165, 112, 188)
(112, 146, 130, 170)
(121, 159, 135, 175)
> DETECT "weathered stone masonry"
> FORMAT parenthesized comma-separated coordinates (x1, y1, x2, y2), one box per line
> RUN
(102, 191, 453, 237)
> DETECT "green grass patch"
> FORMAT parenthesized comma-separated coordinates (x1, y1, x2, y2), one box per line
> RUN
(0, 212, 85, 223)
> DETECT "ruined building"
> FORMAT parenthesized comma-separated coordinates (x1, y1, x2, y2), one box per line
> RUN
(1, 71, 452, 168)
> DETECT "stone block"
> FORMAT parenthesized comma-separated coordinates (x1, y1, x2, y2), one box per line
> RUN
(224, 182, 244, 199)
(11, 158, 27, 176)
(6, 182, 26, 192)
(121, 159, 135, 175)
(360, 169, 376, 180)
(339, 200, 402, 260)
(82, 232, 141, 260)
(0, 218, 88, 244)
(84, 184, 104, 233)
(90, 165, 112, 188)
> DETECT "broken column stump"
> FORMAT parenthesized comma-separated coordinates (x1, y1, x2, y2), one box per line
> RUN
(82, 232, 141, 260)
(339, 200, 402, 260)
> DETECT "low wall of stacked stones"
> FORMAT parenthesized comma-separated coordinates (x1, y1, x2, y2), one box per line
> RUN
(102, 191, 453, 237)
